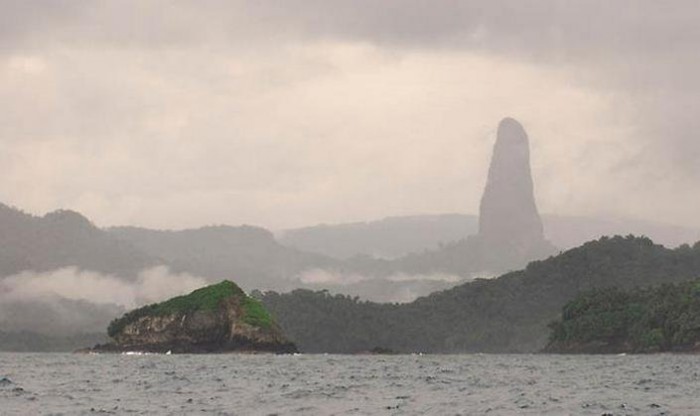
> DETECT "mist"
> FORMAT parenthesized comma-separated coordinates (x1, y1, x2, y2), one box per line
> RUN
(0, 266, 207, 335)
(295, 267, 472, 304)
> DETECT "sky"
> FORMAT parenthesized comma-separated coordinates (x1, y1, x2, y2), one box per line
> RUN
(1, 1, 699, 230)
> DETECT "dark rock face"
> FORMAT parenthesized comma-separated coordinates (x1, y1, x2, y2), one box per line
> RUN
(475, 118, 554, 265)
(479, 117, 545, 247)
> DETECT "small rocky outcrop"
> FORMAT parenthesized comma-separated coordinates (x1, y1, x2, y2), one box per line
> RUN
(87, 281, 297, 354)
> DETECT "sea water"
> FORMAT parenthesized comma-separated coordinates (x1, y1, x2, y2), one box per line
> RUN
(1, 353, 698, 415)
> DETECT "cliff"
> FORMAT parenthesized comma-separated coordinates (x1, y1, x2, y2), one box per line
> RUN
(90, 281, 297, 353)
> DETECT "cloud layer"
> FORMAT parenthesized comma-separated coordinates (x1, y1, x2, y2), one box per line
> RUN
(1, 1, 699, 229)
(0, 266, 207, 334)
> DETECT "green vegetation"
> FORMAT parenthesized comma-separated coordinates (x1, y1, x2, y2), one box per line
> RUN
(548, 280, 700, 352)
(258, 289, 398, 353)
(241, 297, 274, 329)
(108, 280, 252, 337)
(149, 280, 245, 314)
(260, 236, 700, 353)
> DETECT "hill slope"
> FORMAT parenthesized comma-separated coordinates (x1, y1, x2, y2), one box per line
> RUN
(0, 204, 157, 278)
(280, 214, 700, 260)
(279, 214, 479, 260)
(260, 236, 700, 353)
(108, 225, 337, 291)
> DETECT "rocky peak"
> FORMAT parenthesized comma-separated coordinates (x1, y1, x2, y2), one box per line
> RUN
(478, 117, 545, 248)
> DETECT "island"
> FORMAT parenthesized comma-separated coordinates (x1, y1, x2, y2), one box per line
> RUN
(86, 281, 297, 354)
(545, 279, 700, 354)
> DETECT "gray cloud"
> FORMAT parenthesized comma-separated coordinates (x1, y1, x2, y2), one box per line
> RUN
(0, 0, 86, 49)
(242, 1, 700, 180)
(0, 1, 698, 229)
(5, 1, 698, 57)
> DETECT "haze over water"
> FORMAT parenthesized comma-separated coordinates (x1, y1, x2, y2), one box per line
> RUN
(1, 353, 698, 415)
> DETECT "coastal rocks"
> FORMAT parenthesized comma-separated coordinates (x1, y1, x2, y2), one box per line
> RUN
(87, 281, 297, 354)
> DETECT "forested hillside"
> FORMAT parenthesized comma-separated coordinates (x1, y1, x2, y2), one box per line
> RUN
(546, 280, 700, 353)
(260, 236, 700, 353)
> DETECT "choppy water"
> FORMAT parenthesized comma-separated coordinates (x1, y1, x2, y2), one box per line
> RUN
(1, 353, 699, 415)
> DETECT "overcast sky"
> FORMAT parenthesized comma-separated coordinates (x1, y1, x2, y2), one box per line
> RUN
(1, 1, 699, 230)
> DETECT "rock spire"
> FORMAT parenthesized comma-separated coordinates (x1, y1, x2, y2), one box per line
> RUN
(477, 117, 548, 255)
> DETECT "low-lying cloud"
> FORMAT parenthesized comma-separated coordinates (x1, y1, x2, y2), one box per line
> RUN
(1, 265, 207, 309)
(0, 266, 208, 335)
(298, 268, 464, 286)
(299, 268, 474, 286)
(296, 268, 471, 303)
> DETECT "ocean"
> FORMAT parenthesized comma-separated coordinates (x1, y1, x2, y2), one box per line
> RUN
(1, 353, 698, 415)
